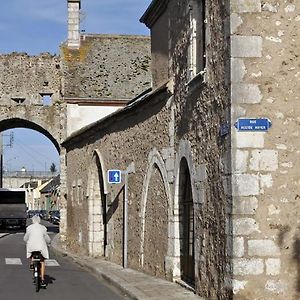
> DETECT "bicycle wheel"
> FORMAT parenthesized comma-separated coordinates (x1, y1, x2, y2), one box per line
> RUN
(34, 263, 40, 292)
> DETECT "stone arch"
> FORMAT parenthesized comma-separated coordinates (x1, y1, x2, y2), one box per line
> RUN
(173, 139, 203, 286)
(0, 117, 69, 237)
(140, 149, 173, 276)
(86, 149, 108, 257)
(0, 118, 60, 152)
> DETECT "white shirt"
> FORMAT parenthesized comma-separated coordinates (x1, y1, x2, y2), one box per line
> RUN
(24, 223, 51, 259)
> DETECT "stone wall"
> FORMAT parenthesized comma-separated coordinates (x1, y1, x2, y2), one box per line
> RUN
(0, 52, 65, 146)
(61, 34, 151, 99)
(0, 53, 62, 105)
(63, 85, 172, 270)
(167, 0, 231, 298)
(64, 0, 231, 299)
(230, 0, 300, 299)
(0, 50, 67, 238)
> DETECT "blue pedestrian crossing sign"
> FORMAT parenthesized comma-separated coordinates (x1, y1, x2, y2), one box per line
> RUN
(108, 170, 121, 184)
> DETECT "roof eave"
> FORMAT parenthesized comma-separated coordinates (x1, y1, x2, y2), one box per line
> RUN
(140, 0, 169, 29)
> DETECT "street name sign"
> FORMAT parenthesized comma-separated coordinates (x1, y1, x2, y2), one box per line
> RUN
(108, 170, 121, 184)
(234, 118, 272, 132)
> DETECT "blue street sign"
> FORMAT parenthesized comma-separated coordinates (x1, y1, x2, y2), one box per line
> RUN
(108, 170, 121, 184)
(234, 118, 272, 132)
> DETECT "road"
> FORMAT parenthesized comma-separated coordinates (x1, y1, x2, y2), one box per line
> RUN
(0, 221, 127, 300)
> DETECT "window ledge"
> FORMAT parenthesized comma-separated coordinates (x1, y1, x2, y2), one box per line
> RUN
(175, 279, 195, 293)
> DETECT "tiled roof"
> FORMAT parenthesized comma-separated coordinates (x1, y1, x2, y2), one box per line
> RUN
(40, 175, 60, 194)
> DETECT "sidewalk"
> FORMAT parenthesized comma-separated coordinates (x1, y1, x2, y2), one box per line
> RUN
(51, 234, 203, 300)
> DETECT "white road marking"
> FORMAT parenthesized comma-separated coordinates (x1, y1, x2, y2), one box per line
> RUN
(5, 258, 22, 265)
(45, 259, 60, 267)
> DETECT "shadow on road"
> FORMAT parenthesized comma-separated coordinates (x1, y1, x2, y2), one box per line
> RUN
(0, 227, 26, 234)
(45, 274, 56, 285)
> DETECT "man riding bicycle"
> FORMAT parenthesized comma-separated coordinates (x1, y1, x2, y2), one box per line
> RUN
(24, 215, 51, 288)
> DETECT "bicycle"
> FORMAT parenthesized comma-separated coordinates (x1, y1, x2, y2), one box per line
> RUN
(31, 251, 43, 292)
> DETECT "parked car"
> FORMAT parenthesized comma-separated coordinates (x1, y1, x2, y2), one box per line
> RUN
(27, 210, 36, 218)
(27, 210, 41, 218)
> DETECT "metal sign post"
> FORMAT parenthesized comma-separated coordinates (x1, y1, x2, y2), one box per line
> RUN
(123, 170, 128, 269)
(107, 163, 135, 269)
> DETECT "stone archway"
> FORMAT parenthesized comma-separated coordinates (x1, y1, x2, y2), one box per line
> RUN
(0, 118, 61, 152)
(86, 150, 108, 257)
(140, 149, 173, 278)
(173, 140, 204, 287)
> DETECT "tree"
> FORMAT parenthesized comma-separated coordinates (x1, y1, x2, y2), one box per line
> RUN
(50, 162, 57, 174)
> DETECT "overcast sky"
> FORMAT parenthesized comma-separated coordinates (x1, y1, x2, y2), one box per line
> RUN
(1, 0, 150, 172)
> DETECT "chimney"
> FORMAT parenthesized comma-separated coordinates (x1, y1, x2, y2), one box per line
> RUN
(67, 0, 81, 48)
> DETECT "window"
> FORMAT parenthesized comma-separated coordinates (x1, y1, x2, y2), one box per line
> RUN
(187, 0, 206, 81)
(40, 93, 53, 106)
(11, 98, 25, 104)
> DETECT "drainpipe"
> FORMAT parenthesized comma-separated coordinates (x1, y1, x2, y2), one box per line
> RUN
(123, 162, 135, 268)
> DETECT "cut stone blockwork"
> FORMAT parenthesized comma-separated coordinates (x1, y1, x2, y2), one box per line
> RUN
(14, 0, 296, 298)
(230, 0, 300, 298)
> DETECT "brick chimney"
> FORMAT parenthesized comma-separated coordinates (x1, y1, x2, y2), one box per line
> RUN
(67, 0, 81, 48)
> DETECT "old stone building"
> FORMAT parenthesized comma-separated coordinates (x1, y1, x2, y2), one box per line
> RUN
(62, 0, 300, 299)
(0, 0, 299, 299)
(230, 1, 300, 299)
(0, 0, 151, 242)
(63, 0, 230, 298)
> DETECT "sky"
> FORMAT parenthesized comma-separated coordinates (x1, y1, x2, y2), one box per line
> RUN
(0, 0, 150, 172)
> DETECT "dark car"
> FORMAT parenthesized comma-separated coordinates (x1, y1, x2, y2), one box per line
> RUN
(27, 210, 37, 218)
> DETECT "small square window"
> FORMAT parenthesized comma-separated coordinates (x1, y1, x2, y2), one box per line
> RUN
(40, 94, 53, 106)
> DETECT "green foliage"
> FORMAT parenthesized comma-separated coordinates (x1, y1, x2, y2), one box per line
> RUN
(50, 162, 57, 173)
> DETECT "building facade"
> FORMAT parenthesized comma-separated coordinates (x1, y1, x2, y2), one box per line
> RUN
(230, 0, 300, 299)
(62, 0, 300, 299)
(0, 0, 297, 298)
(63, 0, 231, 298)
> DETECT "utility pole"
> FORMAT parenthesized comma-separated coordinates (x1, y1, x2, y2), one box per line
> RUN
(0, 131, 14, 188)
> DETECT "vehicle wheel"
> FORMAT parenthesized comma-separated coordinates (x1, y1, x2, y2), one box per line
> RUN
(34, 265, 40, 292)
(35, 275, 39, 292)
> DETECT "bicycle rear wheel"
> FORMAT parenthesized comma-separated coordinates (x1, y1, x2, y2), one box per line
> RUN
(34, 264, 40, 292)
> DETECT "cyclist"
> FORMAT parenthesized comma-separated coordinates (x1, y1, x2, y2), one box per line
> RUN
(24, 215, 51, 288)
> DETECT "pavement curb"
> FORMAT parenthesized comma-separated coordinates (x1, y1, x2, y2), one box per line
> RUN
(51, 234, 204, 300)
(51, 234, 137, 299)
(0, 233, 10, 239)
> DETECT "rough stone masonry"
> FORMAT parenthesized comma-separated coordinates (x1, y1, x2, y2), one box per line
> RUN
(230, 0, 300, 299)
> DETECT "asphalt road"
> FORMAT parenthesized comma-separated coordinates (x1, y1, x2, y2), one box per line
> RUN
(0, 221, 127, 300)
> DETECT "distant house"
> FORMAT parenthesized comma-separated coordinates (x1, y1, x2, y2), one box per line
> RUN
(21, 180, 50, 210)
(40, 175, 60, 211)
